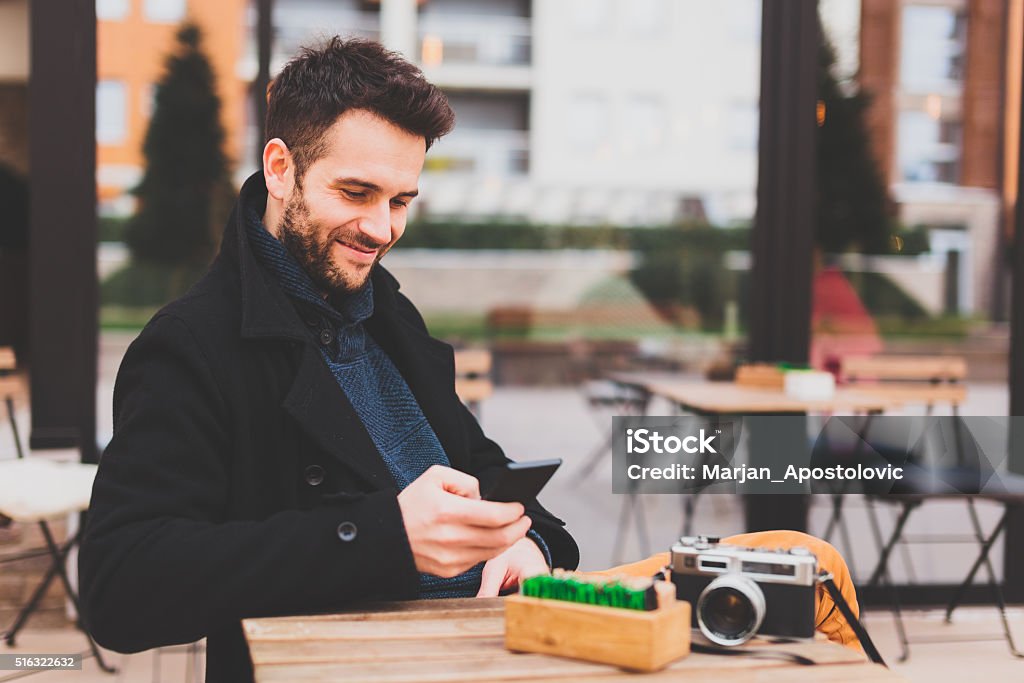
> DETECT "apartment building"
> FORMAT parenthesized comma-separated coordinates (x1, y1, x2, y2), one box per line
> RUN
(96, 0, 249, 212)
(250, 0, 764, 226)
(859, 0, 1023, 315)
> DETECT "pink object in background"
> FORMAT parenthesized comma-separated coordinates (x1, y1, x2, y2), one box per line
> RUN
(810, 266, 883, 375)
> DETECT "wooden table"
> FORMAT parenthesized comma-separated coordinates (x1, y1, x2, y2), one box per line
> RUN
(605, 373, 903, 416)
(242, 598, 903, 682)
(606, 372, 967, 416)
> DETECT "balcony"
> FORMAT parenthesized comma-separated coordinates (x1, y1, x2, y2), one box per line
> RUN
(425, 129, 529, 177)
(418, 15, 531, 91)
(238, 8, 381, 79)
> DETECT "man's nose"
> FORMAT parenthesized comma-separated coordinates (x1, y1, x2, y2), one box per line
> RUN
(356, 201, 392, 245)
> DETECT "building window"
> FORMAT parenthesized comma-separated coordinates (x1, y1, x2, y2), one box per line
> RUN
(624, 98, 667, 153)
(727, 103, 759, 151)
(897, 110, 960, 184)
(570, 0, 612, 34)
(140, 83, 156, 119)
(899, 4, 967, 93)
(567, 94, 609, 151)
(623, 0, 666, 36)
(96, 80, 128, 145)
(144, 0, 187, 24)
(97, 0, 131, 21)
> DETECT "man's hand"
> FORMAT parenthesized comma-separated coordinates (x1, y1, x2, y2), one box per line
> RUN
(476, 537, 550, 597)
(397, 465, 531, 578)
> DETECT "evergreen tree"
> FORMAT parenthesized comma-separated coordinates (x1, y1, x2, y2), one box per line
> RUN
(816, 26, 895, 254)
(125, 23, 232, 265)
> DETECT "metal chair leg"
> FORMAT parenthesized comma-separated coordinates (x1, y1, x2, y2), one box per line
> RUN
(37, 522, 117, 673)
(835, 503, 859, 581)
(633, 495, 650, 558)
(680, 496, 696, 537)
(868, 500, 919, 587)
(946, 499, 1002, 621)
(3, 556, 60, 646)
(864, 496, 910, 660)
(883, 565, 911, 662)
(941, 506, 1023, 657)
(822, 494, 841, 541)
(612, 491, 650, 566)
(5, 396, 24, 460)
(577, 432, 614, 480)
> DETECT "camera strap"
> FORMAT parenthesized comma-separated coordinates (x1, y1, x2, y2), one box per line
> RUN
(817, 570, 887, 667)
(689, 642, 816, 665)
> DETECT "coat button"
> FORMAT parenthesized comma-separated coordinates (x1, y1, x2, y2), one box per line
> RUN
(304, 464, 325, 486)
(319, 328, 334, 346)
(337, 521, 357, 542)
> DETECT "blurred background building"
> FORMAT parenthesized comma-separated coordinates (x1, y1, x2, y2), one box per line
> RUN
(2, 2, 1024, 670)
(0, 0, 29, 174)
(95, 0, 249, 213)
(859, 0, 1022, 318)
(87, 0, 1023, 320)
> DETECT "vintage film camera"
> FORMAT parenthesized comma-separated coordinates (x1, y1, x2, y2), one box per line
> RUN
(669, 536, 818, 646)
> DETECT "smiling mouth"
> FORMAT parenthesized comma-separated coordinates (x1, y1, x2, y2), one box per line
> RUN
(335, 240, 380, 263)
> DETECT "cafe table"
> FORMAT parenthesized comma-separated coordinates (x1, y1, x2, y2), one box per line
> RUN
(242, 597, 903, 682)
(604, 372, 906, 416)
(599, 372, 916, 569)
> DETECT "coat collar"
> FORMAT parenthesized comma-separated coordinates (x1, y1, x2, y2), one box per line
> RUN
(224, 171, 405, 342)
(219, 172, 464, 488)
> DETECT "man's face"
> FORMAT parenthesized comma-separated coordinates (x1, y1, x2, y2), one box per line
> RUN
(277, 109, 426, 296)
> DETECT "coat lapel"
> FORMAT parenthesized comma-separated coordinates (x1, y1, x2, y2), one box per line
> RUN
(230, 172, 396, 489)
(228, 171, 462, 487)
(280, 342, 397, 490)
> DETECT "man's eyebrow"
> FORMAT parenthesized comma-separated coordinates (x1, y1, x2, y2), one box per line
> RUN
(332, 177, 419, 197)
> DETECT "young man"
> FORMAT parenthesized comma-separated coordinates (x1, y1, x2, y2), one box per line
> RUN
(80, 38, 862, 682)
(79, 39, 577, 682)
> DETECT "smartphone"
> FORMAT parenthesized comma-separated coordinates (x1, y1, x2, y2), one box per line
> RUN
(481, 458, 562, 504)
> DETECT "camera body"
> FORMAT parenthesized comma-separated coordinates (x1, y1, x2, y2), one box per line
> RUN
(670, 536, 818, 646)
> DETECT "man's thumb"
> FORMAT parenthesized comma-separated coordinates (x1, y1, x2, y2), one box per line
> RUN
(476, 560, 505, 597)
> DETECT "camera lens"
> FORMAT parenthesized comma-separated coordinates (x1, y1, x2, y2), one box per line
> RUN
(696, 575, 765, 647)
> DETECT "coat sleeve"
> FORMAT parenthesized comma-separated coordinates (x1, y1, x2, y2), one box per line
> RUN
(455, 400, 580, 571)
(392, 290, 580, 571)
(78, 313, 420, 654)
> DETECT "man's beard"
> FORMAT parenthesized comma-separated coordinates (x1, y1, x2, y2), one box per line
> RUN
(276, 192, 384, 297)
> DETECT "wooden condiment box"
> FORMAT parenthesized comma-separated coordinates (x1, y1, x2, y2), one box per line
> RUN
(504, 594, 691, 672)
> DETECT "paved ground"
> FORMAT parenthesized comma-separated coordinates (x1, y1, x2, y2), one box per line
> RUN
(1, 332, 1019, 681)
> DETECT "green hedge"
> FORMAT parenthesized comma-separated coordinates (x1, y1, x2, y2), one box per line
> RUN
(101, 261, 208, 308)
(399, 220, 749, 330)
(98, 216, 130, 243)
(843, 270, 929, 319)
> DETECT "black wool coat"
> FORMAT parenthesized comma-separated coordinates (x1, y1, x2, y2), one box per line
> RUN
(79, 172, 579, 682)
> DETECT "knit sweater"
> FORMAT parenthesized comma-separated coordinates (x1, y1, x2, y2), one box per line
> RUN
(245, 210, 549, 597)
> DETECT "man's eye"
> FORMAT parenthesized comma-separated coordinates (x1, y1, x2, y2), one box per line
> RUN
(342, 189, 366, 200)
(391, 199, 409, 209)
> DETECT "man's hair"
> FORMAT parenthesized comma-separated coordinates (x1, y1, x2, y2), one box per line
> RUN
(266, 37, 454, 177)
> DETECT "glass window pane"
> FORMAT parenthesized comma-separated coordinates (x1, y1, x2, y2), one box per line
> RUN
(144, 0, 187, 24)
(96, 80, 128, 145)
(96, 0, 130, 21)
(900, 5, 966, 92)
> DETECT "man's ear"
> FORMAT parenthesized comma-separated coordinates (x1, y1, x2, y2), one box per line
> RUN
(263, 138, 294, 201)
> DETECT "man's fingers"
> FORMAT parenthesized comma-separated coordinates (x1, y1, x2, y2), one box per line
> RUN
(430, 465, 481, 499)
(444, 496, 525, 527)
(476, 559, 507, 597)
(449, 516, 532, 552)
